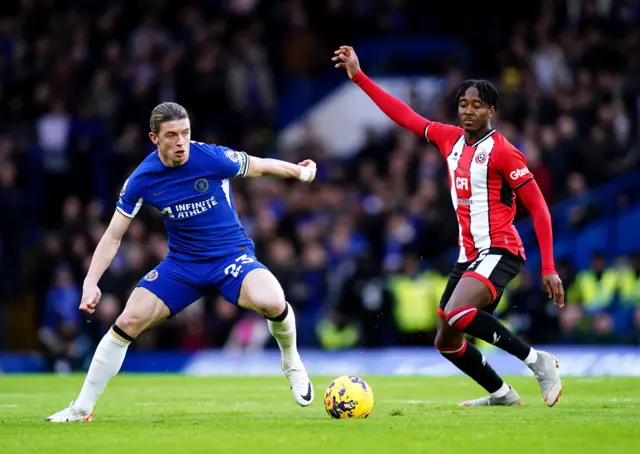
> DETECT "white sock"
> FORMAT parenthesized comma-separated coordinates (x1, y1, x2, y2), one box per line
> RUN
(74, 328, 130, 413)
(524, 348, 538, 365)
(491, 382, 511, 398)
(267, 303, 300, 368)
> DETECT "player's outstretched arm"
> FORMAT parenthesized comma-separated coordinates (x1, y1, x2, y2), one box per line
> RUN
(333, 45, 429, 137)
(516, 180, 565, 307)
(244, 156, 316, 183)
(80, 210, 133, 314)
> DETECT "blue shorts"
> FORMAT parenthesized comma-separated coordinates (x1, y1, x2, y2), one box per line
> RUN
(136, 248, 268, 317)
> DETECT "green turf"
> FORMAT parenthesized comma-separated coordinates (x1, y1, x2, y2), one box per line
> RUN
(0, 375, 638, 453)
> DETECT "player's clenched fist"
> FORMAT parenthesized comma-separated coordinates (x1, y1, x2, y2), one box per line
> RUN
(79, 283, 102, 314)
(298, 159, 317, 183)
(332, 46, 361, 79)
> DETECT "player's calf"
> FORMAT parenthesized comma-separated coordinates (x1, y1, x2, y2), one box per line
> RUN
(236, 269, 297, 364)
(443, 303, 547, 377)
(75, 288, 169, 413)
(45, 325, 131, 422)
(238, 268, 313, 406)
(435, 336, 521, 408)
(435, 320, 508, 398)
(46, 288, 170, 421)
(443, 277, 562, 406)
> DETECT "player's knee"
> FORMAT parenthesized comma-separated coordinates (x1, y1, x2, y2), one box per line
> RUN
(434, 325, 466, 357)
(251, 289, 286, 319)
(115, 288, 170, 337)
(114, 312, 144, 339)
(443, 304, 479, 331)
(434, 338, 468, 358)
(434, 327, 464, 350)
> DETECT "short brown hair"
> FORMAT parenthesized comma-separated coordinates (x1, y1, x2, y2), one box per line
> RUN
(149, 102, 189, 133)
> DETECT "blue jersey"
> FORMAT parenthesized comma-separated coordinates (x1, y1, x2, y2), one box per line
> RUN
(116, 141, 252, 262)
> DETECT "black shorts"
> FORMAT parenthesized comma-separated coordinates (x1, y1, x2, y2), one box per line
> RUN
(438, 248, 523, 317)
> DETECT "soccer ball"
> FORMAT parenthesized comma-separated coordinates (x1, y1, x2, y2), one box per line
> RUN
(324, 375, 374, 419)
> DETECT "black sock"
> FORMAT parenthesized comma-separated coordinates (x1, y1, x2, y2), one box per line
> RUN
(437, 341, 504, 393)
(454, 309, 531, 361)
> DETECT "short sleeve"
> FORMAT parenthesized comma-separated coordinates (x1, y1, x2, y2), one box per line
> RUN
(495, 145, 534, 189)
(424, 121, 464, 157)
(116, 175, 144, 218)
(203, 143, 249, 179)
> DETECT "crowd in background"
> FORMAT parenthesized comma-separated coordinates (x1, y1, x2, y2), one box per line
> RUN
(0, 0, 639, 371)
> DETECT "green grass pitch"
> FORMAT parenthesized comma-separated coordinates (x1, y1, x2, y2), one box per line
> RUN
(1, 375, 638, 453)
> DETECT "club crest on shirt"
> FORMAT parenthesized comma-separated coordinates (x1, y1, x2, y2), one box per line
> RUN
(475, 151, 488, 164)
(194, 178, 209, 193)
(145, 270, 159, 282)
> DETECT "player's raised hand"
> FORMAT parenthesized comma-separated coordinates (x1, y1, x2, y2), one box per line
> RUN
(332, 46, 361, 79)
(79, 283, 102, 314)
(542, 273, 565, 308)
(298, 159, 317, 183)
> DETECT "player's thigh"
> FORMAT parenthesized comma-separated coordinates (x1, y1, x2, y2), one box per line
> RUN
(125, 262, 204, 331)
(436, 264, 467, 347)
(438, 263, 467, 318)
(213, 251, 284, 315)
(237, 268, 286, 317)
(444, 276, 493, 315)
(447, 249, 522, 313)
(481, 252, 522, 314)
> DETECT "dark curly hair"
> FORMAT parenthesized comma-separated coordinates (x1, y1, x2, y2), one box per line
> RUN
(455, 79, 500, 111)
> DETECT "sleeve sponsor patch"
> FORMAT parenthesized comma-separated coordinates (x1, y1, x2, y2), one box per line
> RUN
(225, 150, 240, 163)
(227, 151, 249, 177)
(120, 178, 129, 196)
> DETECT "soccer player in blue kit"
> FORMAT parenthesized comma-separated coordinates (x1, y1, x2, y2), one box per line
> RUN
(45, 102, 317, 422)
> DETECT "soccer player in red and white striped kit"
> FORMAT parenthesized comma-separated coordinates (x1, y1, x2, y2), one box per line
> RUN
(334, 46, 564, 407)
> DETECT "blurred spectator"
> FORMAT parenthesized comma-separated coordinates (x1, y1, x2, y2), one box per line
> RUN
(565, 172, 601, 229)
(38, 263, 91, 372)
(335, 251, 395, 347)
(617, 253, 640, 340)
(561, 252, 633, 344)
(387, 251, 443, 346)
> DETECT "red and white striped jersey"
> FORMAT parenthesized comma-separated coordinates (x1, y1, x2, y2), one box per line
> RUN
(425, 121, 533, 263)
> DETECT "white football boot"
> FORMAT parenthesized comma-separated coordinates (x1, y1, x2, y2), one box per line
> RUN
(44, 401, 93, 422)
(459, 386, 521, 407)
(281, 360, 314, 407)
(528, 350, 563, 407)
